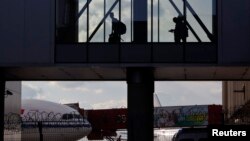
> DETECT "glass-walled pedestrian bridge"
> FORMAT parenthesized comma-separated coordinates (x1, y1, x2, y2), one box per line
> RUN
(56, 0, 217, 63)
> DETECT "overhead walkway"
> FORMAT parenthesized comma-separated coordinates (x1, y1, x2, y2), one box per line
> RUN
(55, 0, 217, 64)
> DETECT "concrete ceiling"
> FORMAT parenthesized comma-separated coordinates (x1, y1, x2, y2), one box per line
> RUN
(2, 66, 250, 80)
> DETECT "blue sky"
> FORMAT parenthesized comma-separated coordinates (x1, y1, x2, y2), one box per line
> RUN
(22, 81, 222, 109)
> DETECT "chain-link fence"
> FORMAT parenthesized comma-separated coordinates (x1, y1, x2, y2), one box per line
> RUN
(4, 111, 91, 141)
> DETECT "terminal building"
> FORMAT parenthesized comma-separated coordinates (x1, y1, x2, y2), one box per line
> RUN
(1, 0, 250, 141)
(223, 81, 250, 124)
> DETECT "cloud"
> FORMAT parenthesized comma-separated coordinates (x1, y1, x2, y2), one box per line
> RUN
(78, 0, 213, 42)
(94, 89, 103, 94)
(79, 0, 132, 42)
(22, 81, 221, 110)
(22, 82, 48, 100)
(155, 81, 222, 106)
(22, 81, 127, 110)
(49, 81, 85, 89)
(48, 81, 90, 93)
(34, 94, 47, 100)
(92, 99, 127, 109)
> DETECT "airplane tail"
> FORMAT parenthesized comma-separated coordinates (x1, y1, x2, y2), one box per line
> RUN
(154, 94, 162, 107)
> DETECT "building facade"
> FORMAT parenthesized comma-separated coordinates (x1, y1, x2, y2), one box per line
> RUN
(223, 81, 250, 124)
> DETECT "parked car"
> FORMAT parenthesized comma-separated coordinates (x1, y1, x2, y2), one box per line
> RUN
(172, 127, 208, 141)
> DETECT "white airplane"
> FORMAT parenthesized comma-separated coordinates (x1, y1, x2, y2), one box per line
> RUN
(21, 99, 92, 141)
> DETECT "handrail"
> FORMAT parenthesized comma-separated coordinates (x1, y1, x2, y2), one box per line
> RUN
(169, 0, 201, 42)
(185, 0, 214, 42)
(87, 0, 120, 42)
(77, 0, 92, 21)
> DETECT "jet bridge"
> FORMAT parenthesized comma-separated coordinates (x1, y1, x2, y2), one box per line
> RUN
(1, 0, 250, 141)
(55, 0, 217, 64)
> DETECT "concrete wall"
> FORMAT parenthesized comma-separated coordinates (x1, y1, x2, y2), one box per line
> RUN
(4, 81, 21, 141)
(219, 0, 250, 65)
(5, 81, 21, 114)
(0, 0, 55, 65)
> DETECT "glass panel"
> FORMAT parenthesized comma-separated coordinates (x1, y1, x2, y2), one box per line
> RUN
(78, 0, 132, 43)
(186, 0, 213, 42)
(78, 0, 87, 42)
(156, 0, 178, 42)
(154, 0, 215, 42)
(56, 0, 216, 43)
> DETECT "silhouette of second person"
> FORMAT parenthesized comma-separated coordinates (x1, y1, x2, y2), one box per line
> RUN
(169, 16, 188, 43)
(109, 12, 126, 43)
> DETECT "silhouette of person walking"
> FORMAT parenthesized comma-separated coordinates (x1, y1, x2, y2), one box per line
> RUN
(109, 12, 120, 43)
(109, 12, 126, 43)
(169, 16, 188, 43)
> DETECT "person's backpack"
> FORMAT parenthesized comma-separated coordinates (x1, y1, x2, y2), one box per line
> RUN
(116, 21, 126, 35)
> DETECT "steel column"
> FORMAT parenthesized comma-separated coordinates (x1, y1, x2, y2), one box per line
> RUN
(127, 68, 154, 141)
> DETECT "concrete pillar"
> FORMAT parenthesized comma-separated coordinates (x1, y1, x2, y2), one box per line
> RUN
(127, 68, 154, 141)
(133, 0, 147, 42)
(0, 81, 5, 141)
